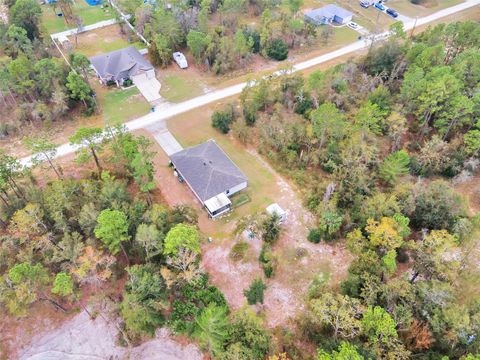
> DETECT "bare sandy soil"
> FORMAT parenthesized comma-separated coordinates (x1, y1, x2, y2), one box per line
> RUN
(16, 309, 202, 360)
(182, 145, 351, 328)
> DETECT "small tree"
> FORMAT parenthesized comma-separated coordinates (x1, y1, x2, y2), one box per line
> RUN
(51, 272, 74, 298)
(65, 71, 93, 111)
(244, 278, 266, 305)
(94, 209, 131, 258)
(379, 150, 410, 185)
(163, 223, 200, 256)
(211, 105, 235, 134)
(261, 213, 281, 243)
(266, 39, 288, 61)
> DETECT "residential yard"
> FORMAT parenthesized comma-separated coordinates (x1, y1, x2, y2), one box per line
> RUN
(95, 84, 151, 126)
(68, 24, 144, 57)
(158, 70, 207, 103)
(41, 1, 115, 34)
(144, 101, 352, 328)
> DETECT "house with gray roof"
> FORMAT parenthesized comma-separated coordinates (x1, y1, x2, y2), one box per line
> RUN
(89, 46, 155, 87)
(304, 4, 353, 25)
(170, 139, 248, 218)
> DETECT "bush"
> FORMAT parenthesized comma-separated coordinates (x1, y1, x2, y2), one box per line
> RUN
(244, 278, 266, 305)
(267, 39, 289, 61)
(294, 96, 313, 116)
(106, 79, 116, 86)
(261, 213, 281, 243)
(123, 78, 133, 87)
(230, 241, 249, 261)
(259, 243, 276, 278)
(307, 228, 322, 243)
(412, 180, 466, 231)
(243, 105, 257, 126)
(211, 105, 235, 134)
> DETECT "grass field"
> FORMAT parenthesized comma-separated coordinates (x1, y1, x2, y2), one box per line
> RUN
(68, 24, 144, 57)
(96, 86, 151, 126)
(159, 73, 205, 103)
(387, 0, 465, 17)
(41, 1, 115, 34)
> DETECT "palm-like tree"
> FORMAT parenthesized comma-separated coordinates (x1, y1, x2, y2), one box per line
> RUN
(192, 303, 229, 356)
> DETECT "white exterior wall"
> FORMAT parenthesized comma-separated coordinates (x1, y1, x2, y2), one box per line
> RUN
(226, 181, 247, 196)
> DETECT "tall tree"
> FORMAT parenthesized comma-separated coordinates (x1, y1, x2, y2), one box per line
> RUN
(10, 0, 42, 39)
(69, 127, 104, 174)
(94, 209, 131, 259)
(65, 71, 92, 110)
(163, 223, 200, 256)
(193, 303, 229, 356)
(24, 137, 63, 179)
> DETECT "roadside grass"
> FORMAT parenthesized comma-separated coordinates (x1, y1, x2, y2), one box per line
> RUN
(96, 86, 150, 126)
(41, 1, 115, 34)
(69, 24, 144, 57)
(387, 0, 465, 17)
(167, 100, 278, 227)
(159, 73, 205, 103)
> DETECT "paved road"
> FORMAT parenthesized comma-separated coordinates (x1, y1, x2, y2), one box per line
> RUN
(18, 0, 480, 167)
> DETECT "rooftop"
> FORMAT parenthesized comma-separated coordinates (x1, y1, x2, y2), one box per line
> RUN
(170, 140, 247, 202)
(89, 46, 153, 82)
(305, 4, 353, 20)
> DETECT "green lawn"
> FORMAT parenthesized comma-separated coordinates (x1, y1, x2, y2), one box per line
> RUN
(386, 0, 465, 17)
(159, 73, 205, 103)
(98, 87, 150, 126)
(41, 1, 116, 34)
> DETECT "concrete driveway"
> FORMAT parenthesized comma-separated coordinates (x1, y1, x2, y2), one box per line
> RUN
(147, 122, 183, 156)
(132, 73, 162, 103)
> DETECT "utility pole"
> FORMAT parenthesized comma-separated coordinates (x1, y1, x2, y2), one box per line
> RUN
(410, 16, 418, 39)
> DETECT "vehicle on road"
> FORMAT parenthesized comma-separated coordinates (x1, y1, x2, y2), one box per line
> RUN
(347, 22, 359, 30)
(374, 2, 386, 11)
(386, 8, 398, 17)
(359, 0, 371, 8)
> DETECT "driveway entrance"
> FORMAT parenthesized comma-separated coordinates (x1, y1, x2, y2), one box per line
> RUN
(132, 73, 162, 103)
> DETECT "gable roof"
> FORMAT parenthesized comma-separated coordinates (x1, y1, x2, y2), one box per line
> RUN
(170, 140, 247, 202)
(89, 46, 153, 82)
(305, 4, 353, 20)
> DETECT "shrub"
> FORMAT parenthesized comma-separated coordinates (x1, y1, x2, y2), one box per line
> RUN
(244, 278, 266, 305)
(243, 105, 257, 126)
(267, 39, 289, 61)
(307, 228, 322, 243)
(412, 180, 466, 231)
(295, 97, 314, 117)
(123, 78, 133, 87)
(259, 243, 276, 278)
(230, 241, 249, 261)
(261, 213, 281, 243)
(211, 105, 235, 134)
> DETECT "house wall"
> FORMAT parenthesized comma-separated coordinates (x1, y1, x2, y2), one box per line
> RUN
(226, 181, 248, 197)
(334, 14, 352, 24)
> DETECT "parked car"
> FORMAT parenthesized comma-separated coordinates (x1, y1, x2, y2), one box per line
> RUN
(359, 0, 371, 8)
(386, 8, 399, 17)
(347, 22, 360, 30)
(374, 2, 386, 11)
(173, 52, 188, 69)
